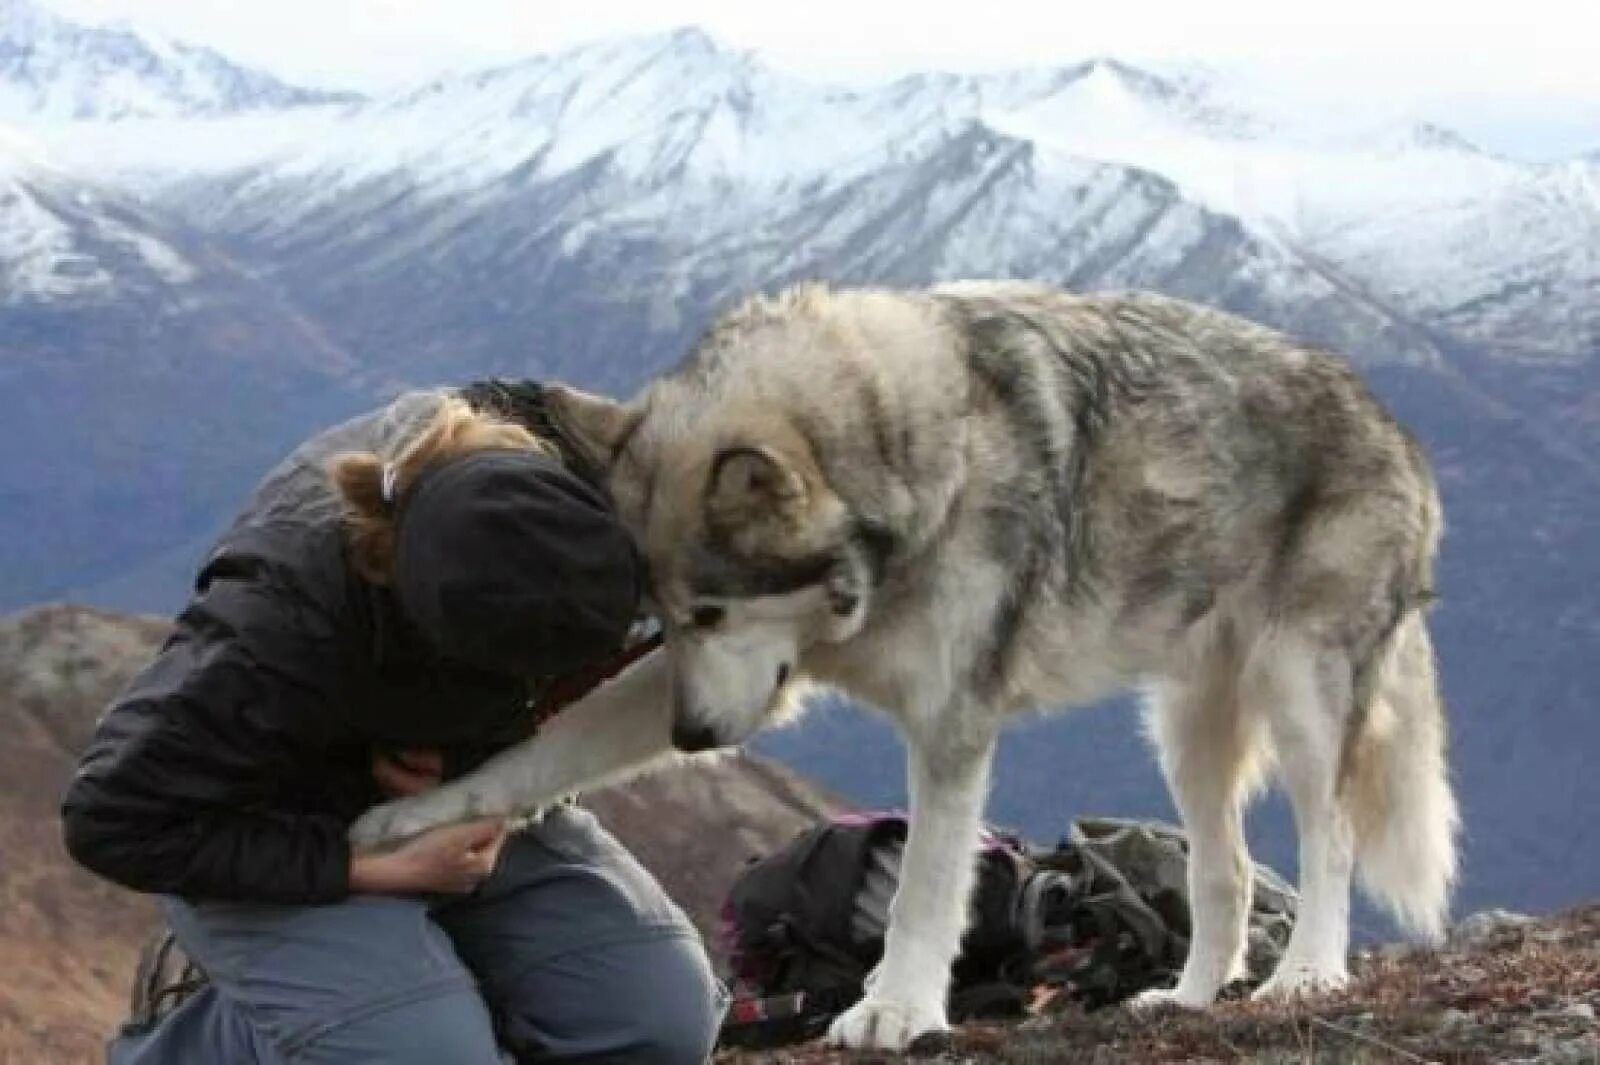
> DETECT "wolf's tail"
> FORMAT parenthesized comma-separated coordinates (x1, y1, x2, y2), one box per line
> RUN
(1343, 612, 1459, 941)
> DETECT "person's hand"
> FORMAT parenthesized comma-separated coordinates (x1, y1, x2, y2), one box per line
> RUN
(372, 748, 444, 798)
(349, 817, 509, 895)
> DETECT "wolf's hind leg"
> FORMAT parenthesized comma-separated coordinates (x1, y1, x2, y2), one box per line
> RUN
(1253, 636, 1355, 999)
(1133, 630, 1262, 1010)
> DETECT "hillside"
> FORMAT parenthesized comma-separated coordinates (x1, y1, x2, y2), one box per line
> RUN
(0, 604, 837, 1062)
(720, 906, 1600, 1063)
(11, 606, 1593, 1064)
(0, 606, 164, 1061)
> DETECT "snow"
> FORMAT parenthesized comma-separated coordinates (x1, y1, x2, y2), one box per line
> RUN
(1, 120, 195, 301)
(0, 11, 1592, 357)
(0, 174, 109, 300)
(0, 0, 346, 122)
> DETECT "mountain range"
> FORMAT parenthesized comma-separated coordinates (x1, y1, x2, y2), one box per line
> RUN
(0, 0, 1595, 926)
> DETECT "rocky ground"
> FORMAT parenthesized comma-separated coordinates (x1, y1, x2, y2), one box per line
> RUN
(721, 906, 1600, 1064)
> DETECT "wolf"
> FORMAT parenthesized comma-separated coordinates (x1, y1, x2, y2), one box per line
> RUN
(349, 281, 1459, 1051)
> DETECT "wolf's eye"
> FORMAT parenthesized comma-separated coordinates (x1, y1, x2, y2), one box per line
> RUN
(691, 605, 726, 630)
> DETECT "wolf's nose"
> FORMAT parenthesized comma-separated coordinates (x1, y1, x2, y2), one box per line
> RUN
(671, 720, 721, 753)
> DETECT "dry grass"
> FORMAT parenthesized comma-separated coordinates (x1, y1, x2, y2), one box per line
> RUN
(720, 905, 1600, 1064)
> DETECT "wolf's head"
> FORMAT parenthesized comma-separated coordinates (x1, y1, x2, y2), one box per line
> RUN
(544, 376, 889, 752)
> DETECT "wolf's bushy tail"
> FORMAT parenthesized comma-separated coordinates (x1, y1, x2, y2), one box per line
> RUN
(1343, 612, 1459, 941)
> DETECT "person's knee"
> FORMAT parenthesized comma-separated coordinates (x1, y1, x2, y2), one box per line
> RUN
(616, 937, 726, 1064)
(506, 933, 725, 1064)
(292, 981, 504, 1065)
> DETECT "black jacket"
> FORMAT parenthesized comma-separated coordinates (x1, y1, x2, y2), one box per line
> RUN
(61, 382, 621, 904)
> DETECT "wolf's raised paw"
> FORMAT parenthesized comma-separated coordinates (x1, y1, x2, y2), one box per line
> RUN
(346, 796, 444, 851)
(824, 996, 949, 1051)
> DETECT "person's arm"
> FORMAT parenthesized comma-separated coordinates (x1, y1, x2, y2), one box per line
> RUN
(61, 572, 357, 903)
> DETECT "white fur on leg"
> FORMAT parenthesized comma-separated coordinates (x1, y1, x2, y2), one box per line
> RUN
(348, 652, 678, 850)
(825, 726, 995, 1051)
(1254, 810, 1354, 1000)
(1254, 642, 1354, 999)
(1132, 673, 1257, 1010)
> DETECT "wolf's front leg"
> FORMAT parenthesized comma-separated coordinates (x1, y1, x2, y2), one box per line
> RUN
(826, 722, 997, 1051)
(348, 651, 677, 851)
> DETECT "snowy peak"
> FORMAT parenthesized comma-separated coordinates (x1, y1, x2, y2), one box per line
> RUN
(0, 0, 358, 120)
(0, 123, 196, 301)
(1361, 119, 1486, 157)
(393, 24, 748, 106)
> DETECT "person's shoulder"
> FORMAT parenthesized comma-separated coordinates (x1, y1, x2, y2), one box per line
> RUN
(194, 519, 352, 627)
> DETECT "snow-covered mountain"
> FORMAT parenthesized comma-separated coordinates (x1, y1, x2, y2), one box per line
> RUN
(15, 25, 1595, 369)
(0, 15, 1593, 597)
(0, 0, 356, 121)
(0, 125, 196, 302)
(0, 16, 1593, 595)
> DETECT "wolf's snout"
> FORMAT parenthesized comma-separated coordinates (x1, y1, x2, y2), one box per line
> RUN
(670, 718, 721, 753)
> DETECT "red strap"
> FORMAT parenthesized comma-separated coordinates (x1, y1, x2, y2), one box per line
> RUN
(528, 631, 664, 726)
(727, 992, 808, 1025)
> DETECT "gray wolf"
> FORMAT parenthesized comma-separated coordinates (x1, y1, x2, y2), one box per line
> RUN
(350, 281, 1459, 1051)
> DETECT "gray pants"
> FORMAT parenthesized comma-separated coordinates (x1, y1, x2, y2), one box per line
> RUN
(108, 806, 727, 1064)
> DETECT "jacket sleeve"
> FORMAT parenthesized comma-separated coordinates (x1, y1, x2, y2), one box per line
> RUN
(61, 566, 354, 904)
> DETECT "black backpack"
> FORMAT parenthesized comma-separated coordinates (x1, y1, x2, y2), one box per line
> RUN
(716, 813, 1068, 1049)
(714, 813, 1299, 1050)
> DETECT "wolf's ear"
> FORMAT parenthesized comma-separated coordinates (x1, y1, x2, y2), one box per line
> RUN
(543, 383, 640, 470)
(706, 446, 807, 528)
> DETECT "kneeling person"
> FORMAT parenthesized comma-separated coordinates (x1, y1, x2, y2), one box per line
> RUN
(62, 384, 725, 1064)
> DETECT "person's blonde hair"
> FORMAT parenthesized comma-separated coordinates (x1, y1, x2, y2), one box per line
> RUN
(327, 395, 553, 583)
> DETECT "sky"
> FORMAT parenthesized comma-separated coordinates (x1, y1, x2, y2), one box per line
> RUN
(45, 0, 1600, 160)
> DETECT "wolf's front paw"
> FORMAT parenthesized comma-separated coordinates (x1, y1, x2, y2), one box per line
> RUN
(1128, 985, 1215, 1011)
(347, 796, 448, 852)
(824, 995, 949, 1051)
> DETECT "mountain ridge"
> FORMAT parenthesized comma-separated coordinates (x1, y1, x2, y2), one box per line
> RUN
(0, 0, 357, 120)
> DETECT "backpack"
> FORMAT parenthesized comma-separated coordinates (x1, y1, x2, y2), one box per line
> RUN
(716, 812, 1070, 1049)
(714, 813, 1300, 1050)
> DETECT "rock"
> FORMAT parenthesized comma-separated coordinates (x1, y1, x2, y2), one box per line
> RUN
(1451, 909, 1534, 947)
(1557, 1002, 1594, 1023)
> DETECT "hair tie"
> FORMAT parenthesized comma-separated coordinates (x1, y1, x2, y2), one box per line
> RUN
(380, 463, 400, 507)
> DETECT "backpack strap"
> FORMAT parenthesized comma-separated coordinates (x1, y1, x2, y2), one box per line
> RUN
(716, 988, 857, 1051)
(125, 928, 209, 1034)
